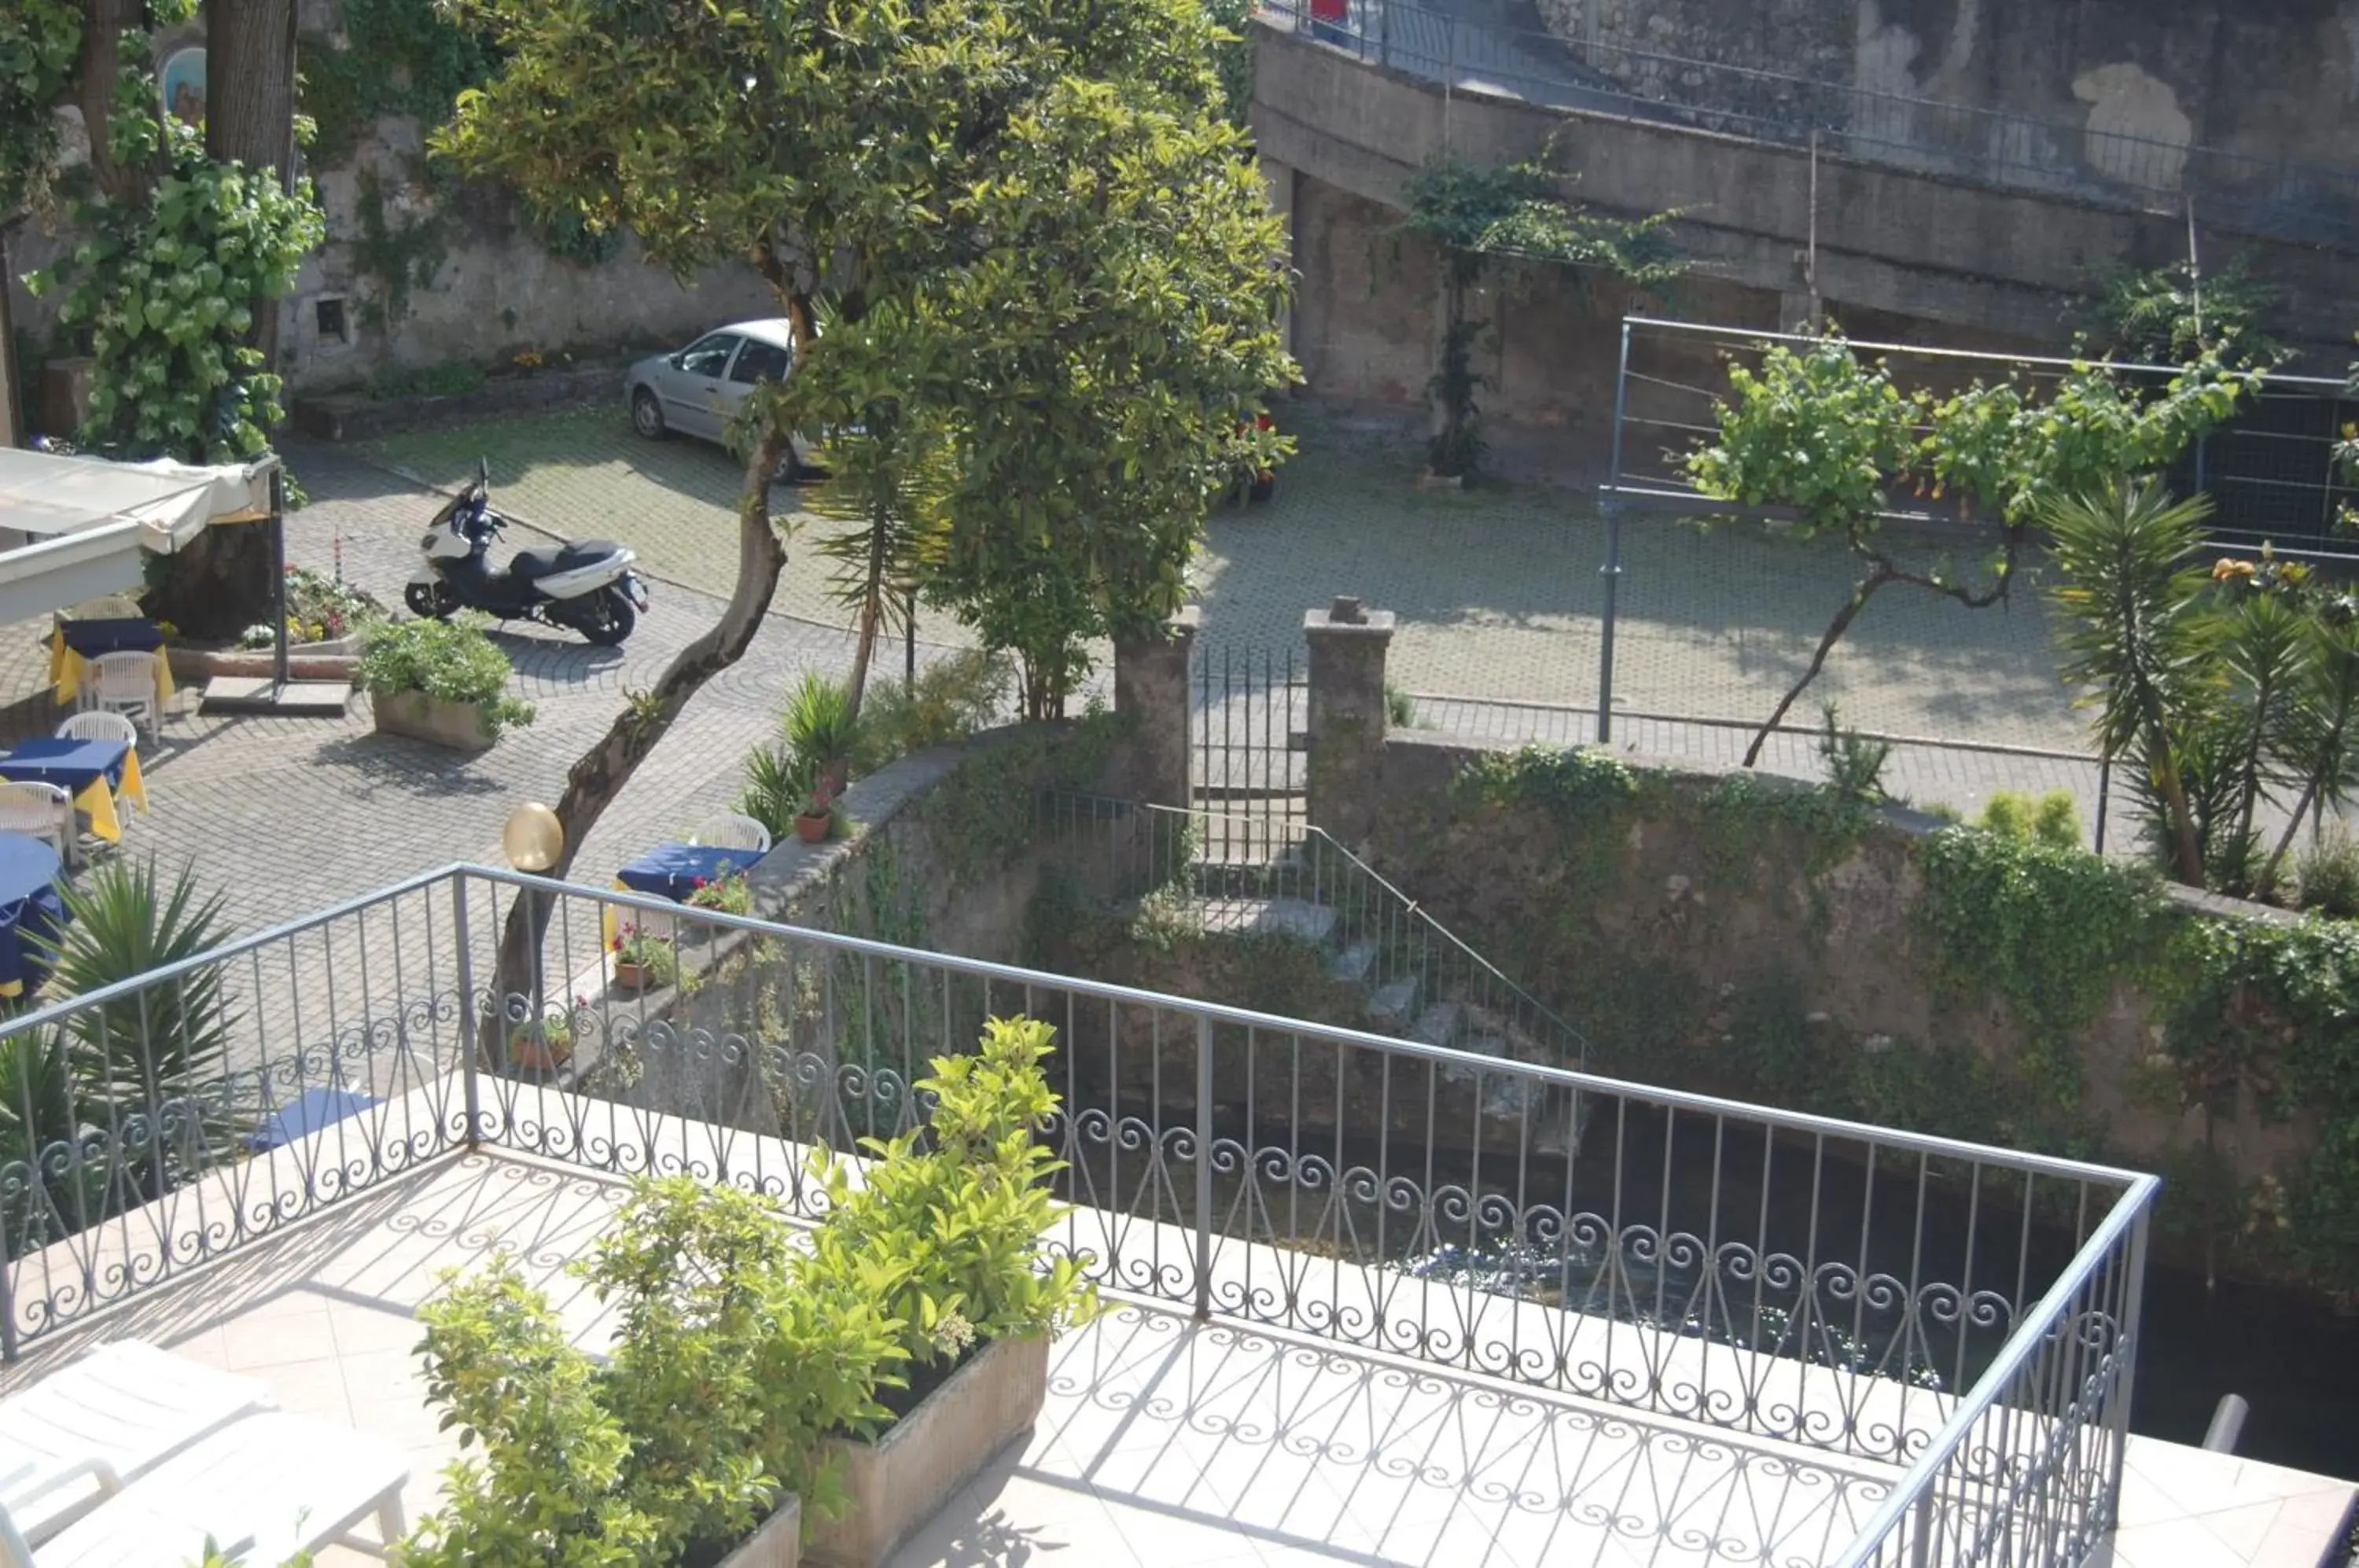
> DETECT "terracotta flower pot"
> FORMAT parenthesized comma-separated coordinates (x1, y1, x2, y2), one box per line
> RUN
(512, 1032, 571, 1073)
(613, 959, 653, 992)
(795, 812, 830, 844)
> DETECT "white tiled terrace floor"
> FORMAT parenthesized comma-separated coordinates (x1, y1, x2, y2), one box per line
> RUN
(2, 1150, 2350, 1568)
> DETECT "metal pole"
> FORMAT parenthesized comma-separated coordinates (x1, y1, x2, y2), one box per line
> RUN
(454, 875, 483, 1150)
(1194, 1013, 1215, 1320)
(1598, 319, 1632, 744)
(2095, 757, 2112, 856)
(269, 465, 289, 693)
(2104, 1205, 2154, 1533)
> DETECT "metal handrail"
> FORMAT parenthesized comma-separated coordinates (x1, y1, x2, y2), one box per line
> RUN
(1835, 1172, 2162, 1566)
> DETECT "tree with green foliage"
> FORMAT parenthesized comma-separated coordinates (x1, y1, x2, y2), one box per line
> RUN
(1395, 150, 1684, 480)
(0, 0, 83, 443)
(2081, 255, 2283, 371)
(8, 0, 318, 638)
(1687, 333, 2254, 764)
(439, 0, 1289, 1026)
(2046, 484, 2359, 892)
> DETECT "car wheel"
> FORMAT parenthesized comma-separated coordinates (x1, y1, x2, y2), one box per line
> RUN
(631, 389, 666, 441)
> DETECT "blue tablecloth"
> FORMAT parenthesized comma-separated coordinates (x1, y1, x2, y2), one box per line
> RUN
(0, 832, 65, 996)
(60, 617, 163, 659)
(0, 737, 129, 795)
(617, 842, 766, 901)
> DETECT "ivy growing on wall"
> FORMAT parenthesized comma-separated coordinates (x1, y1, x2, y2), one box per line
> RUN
(300, 0, 502, 167)
(29, 83, 324, 462)
(0, 0, 82, 217)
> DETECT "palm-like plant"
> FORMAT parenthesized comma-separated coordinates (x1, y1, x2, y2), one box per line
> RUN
(31, 859, 240, 1202)
(804, 416, 949, 720)
(2044, 483, 2218, 885)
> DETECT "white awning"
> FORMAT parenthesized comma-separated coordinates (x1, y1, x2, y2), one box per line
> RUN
(0, 447, 277, 553)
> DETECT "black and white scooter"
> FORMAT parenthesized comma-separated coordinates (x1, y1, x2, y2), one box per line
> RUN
(406, 459, 648, 646)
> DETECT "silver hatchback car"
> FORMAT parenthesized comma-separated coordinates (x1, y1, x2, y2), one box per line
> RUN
(624, 318, 820, 475)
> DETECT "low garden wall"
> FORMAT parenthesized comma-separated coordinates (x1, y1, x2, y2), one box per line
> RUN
(1360, 731, 2359, 1301)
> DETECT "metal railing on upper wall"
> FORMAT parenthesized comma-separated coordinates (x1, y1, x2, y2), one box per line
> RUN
(1256, 0, 2359, 249)
(0, 864, 2158, 1562)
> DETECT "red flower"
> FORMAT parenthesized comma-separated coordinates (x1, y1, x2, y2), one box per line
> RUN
(693, 877, 707, 889)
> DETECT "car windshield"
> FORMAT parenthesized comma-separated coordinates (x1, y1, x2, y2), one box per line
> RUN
(677, 333, 739, 378)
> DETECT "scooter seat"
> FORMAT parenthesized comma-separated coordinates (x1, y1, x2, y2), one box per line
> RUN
(510, 540, 621, 581)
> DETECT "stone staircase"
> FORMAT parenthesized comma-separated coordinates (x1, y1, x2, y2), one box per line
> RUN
(1183, 845, 1590, 1147)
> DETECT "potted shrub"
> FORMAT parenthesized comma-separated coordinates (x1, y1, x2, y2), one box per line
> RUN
(785, 672, 860, 793)
(794, 784, 836, 844)
(796, 1017, 1098, 1568)
(359, 615, 536, 752)
(508, 1007, 572, 1073)
(403, 1179, 903, 1568)
(611, 922, 679, 992)
(688, 872, 754, 917)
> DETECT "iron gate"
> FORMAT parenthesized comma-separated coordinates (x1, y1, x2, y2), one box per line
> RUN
(1191, 642, 1307, 863)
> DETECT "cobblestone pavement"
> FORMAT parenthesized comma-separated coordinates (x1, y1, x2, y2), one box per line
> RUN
(361, 398, 2089, 759)
(0, 442, 891, 1065)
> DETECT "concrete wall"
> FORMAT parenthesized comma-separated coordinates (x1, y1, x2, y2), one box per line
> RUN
(1537, 0, 2359, 169)
(1252, 19, 2359, 406)
(1362, 730, 2317, 1199)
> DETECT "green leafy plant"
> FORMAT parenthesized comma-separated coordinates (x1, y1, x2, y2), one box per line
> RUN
(1385, 682, 1419, 728)
(801, 1016, 1098, 1387)
(854, 650, 1016, 774)
(609, 923, 678, 985)
(300, 0, 502, 167)
(236, 567, 388, 648)
(737, 741, 815, 844)
(1396, 150, 1684, 480)
(1977, 790, 2081, 849)
(686, 872, 753, 917)
(1453, 744, 1638, 824)
(1816, 702, 1892, 804)
(1687, 337, 2252, 765)
(2298, 829, 2359, 917)
(0, 0, 80, 218)
(357, 616, 536, 737)
(28, 109, 323, 464)
(2081, 256, 2284, 370)
(784, 671, 862, 791)
(368, 361, 488, 402)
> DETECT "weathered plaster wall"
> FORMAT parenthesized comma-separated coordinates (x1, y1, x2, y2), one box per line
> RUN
(1533, 0, 2359, 170)
(1360, 731, 2313, 1196)
(4, 0, 771, 405)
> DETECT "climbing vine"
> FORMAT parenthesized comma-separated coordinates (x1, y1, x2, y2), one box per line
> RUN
(0, 0, 81, 216)
(28, 89, 324, 462)
(300, 0, 502, 167)
(1916, 826, 2174, 1106)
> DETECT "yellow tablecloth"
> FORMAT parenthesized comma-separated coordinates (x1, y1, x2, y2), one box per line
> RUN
(0, 749, 146, 845)
(50, 630, 175, 706)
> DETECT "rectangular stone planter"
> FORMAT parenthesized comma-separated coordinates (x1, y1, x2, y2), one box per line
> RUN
(803, 1334, 1049, 1568)
(716, 1494, 802, 1567)
(372, 687, 495, 753)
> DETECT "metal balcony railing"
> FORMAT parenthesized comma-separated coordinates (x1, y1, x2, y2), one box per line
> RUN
(0, 862, 2158, 1563)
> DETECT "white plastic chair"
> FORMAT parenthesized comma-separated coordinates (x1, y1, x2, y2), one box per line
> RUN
(688, 812, 772, 852)
(64, 597, 141, 620)
(0, 1411, 410, 1567)
(0, 1342, 275, 1546)
(81, 652, 163, 742)
(0, 783, 75, 864)
(53, 712, 140, 822)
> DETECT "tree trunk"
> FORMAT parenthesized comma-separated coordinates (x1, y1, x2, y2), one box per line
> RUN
(484, 420, 796, 1060)
(1743, 565, 1894, 767)
(0, 228, 20, 447)
(143, 0, 300, 639)
(78, 0, 149, 204)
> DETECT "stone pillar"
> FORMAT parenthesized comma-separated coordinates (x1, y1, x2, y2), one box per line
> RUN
(1110, 605, 1200, 812)
(1304, 596, 1395, 850)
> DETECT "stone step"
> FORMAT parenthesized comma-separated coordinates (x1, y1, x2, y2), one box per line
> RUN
(1366, 975, 1420, 1025)
(1198, 896, 1338, 946)
(1329, 937, 1380, 986)
(1411, 1002, 1463, 1049)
